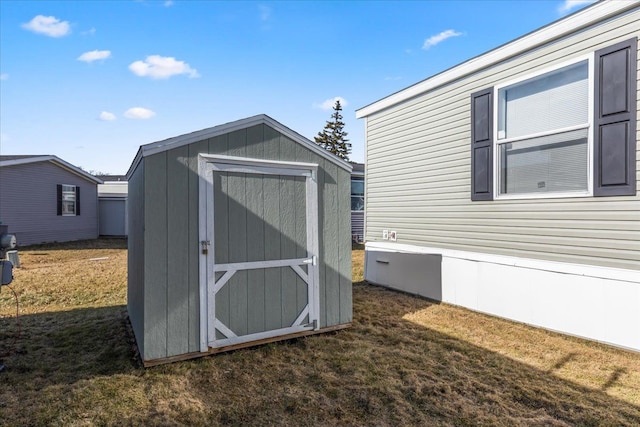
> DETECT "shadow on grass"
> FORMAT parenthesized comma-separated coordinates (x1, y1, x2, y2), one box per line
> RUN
(0, 304, 139, 385)
(177, 281, 640, 425)
(0, 281, 638, 425)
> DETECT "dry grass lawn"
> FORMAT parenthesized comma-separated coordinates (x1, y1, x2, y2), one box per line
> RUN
(0, 239, 639, 426)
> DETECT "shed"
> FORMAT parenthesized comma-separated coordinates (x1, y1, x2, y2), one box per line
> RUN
(97, 176, 128, 237)
(126, 115, 353, 366)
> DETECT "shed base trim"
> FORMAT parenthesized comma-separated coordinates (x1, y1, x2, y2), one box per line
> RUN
(142, 323, 351, 367)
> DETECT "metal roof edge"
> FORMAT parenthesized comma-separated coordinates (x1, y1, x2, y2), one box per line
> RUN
(356, 0, 639, 119)
(125, 114, 352, 179)
(0, 155, 103, 184)
(125, 148, 143, 181)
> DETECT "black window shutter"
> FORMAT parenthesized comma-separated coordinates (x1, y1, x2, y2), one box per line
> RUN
(57, 184, 62, 215)
(75, 186, 81, 216)
(471, 87, 494, 201)
(593, 37, 637, 196)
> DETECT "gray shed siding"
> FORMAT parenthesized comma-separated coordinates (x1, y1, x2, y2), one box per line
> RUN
(99, 199, 127, 236)
(0, 161, 99, 245)
(127, 161, 145, 359)
(128, 123, 352, 362)
(363, 10, 640, 271)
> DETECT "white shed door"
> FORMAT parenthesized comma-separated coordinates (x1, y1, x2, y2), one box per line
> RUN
(199, 155, 320, 351)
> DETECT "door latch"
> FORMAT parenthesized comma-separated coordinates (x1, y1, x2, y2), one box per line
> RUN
(303, 256, 317, 266)
(201, 240, 210, 255)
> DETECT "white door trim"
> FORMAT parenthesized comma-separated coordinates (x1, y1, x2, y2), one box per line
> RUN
(198, 154, 320, 353)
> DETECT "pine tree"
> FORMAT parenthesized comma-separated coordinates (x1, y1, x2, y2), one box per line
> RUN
(314, 100, 351, 161)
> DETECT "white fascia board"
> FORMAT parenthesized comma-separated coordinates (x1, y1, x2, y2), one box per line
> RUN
(356, 0, 640, 119)
(125, 114, 352, 179)
(365, 241, 640, 284)
(0, 155, 103, 184)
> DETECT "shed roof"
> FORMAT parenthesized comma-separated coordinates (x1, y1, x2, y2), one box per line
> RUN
(350, 162, 364, 176)
(126, 114, 352, 179)
(356, 0, 638, 118)
(0, 155, 103, 184)
(97, 175, 128, 182)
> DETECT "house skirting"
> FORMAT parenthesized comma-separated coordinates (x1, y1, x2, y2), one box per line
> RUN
(365, 242, 640, 352)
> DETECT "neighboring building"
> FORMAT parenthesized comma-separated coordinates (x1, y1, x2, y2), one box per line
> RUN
(356, 1, 640, 351)
(351, 162, 365, 243)
(96, 175, 128, 237)
(126, 115, 353, 366)
(0, 155, 102, 246)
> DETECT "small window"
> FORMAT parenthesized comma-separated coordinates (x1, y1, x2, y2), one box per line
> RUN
(495, 59, 591, 198)
(351, 177, 364, 211)
(61, 184, 76, 215)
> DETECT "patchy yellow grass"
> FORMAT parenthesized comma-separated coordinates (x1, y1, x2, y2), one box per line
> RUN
(0, 241, 639, 426)
(404, 305, 640, 406)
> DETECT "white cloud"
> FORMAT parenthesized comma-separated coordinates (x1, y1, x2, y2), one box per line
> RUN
(129, 55, 200, 79)
(0, 73, 8, 80)
(99, 111, 117, 121)
(558, 0, 596, 13)
(313, 96, 348, 111)
(422, 29, 462, 50)
(124, 107, 156, 119)
(78, 50, 112, 63)
(82, 27, 96, 36)
(22, 15, 71, 37)
(259, 5, 271, 21)
(164, 1, 174, 6)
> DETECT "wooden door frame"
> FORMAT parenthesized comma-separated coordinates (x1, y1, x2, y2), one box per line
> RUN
(197, 153, 320, 353)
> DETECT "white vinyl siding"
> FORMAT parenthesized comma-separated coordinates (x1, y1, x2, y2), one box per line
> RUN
(363, 9, 640, 271)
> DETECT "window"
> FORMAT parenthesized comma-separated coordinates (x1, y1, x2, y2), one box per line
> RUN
(470, 38, 637, 201)
(57, 184, 80, 216)
(351, 177, 364, 211)
(495, 58, 591, 198)
(62, 185, 76, 215)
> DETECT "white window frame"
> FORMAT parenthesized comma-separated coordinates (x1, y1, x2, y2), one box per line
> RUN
(350, 176, 365, 212)
(61, 184, 77, 216)
(492, 53, 594, 200)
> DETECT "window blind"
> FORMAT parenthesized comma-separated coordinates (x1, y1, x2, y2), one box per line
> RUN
(498, 61, 589, 139)
(500, 128, 588, 194)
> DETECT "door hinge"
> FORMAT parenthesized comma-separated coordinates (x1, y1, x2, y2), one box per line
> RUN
(201, 240, 210, 255)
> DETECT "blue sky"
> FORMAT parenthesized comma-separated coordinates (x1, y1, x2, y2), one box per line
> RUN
(0, 0, 596, 174)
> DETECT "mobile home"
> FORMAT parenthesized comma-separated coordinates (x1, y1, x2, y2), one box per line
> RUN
(356, 1, 640, 351)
